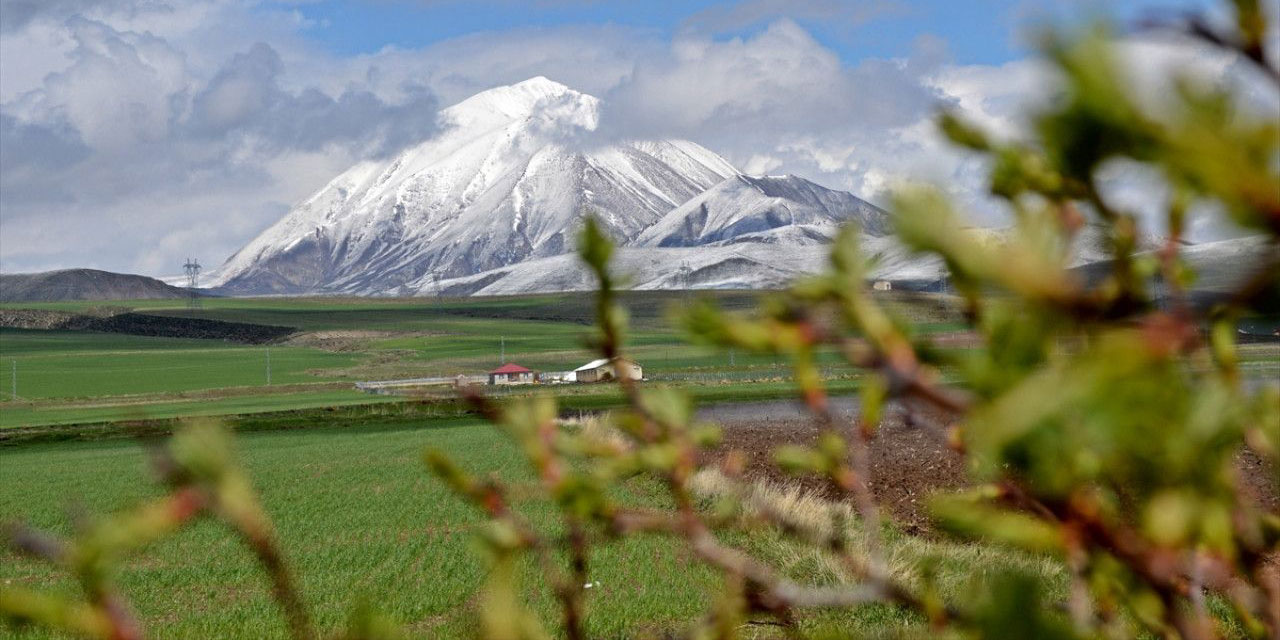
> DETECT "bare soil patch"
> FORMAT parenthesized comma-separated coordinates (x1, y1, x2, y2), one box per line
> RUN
(707, 404, 966, 535)
(287, 330, 416, 351)
(1238, 447, 1280, 514)
(706, 402, 1279, 535)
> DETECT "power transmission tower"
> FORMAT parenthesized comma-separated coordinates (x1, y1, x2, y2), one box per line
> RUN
(431, 273, 442, 299)
(183, 258, 202, 311)
(266, 348, 272, 386)
(500, 336, 505, 364)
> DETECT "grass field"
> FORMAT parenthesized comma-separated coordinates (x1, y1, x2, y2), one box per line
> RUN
(0, 329, 359, 399)
(0, 292, 935, 427)
(0, 291, 1035, 637)
(0, 416, 1063, 639)
(1, 292, 1273, 637)
(3, 292, 1275, 428)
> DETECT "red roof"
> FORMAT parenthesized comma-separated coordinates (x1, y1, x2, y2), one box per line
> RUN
(489, 363, 532, 374)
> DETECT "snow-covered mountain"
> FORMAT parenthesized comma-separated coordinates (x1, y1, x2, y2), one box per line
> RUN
(632, 174, 888, 248)
(211, 77, 737, 294)
(209, 76, 926, 296)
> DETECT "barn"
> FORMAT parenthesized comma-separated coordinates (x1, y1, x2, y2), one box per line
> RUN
(489, 363, 535, 385)
(573, 358, 642, 383)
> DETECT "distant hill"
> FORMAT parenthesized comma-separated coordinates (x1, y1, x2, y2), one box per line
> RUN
(0, 269, 191, 302)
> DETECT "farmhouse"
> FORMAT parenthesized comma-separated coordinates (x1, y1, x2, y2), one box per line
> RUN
(573, 357, 642, 383)
(489, 363, 535, 385)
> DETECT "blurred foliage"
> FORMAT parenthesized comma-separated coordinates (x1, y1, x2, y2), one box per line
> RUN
(3, 1, 1278, 639)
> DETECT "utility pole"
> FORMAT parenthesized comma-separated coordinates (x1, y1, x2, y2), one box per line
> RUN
(10, 360, 15, 400)
(266, 348, 272, 386)
(729, 348, 735, 367)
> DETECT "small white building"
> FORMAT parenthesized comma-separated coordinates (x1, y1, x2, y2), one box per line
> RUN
(573, 358, 642, 383)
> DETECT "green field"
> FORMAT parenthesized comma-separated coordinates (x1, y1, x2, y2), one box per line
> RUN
(3, 292, 1275, 429)
(0, 330, 359, 399)
(1, 293, 1274, 638)
(0, 292, 930, 427)
(0, 416, 1062, 639)
(0, 292, 1006, 637)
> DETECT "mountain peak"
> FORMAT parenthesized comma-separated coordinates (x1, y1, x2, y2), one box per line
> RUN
(510, 75, 571, 93)
(444, 76, 590, 125)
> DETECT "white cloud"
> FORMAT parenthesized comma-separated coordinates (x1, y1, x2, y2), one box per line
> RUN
(681, 0, 903, 35)
(0, 2, 441, 275)
(11, 18, 189, 151)
(587, 20, 1005, 217)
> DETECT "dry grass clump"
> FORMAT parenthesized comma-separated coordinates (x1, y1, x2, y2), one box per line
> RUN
(690, 469, 854, 542)
(688, 469, 1065, 600)
(557, 414, 632, 454)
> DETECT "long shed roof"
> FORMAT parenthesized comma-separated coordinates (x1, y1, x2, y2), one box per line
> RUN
(574, 358, 610, 372)
(574, 357, 639, 372)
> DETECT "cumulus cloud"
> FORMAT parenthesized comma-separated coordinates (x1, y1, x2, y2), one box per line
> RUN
(336, 24, 663, 106)
(589, 20, 1000, 218)
(0, 5, 440, 275)
(681, 0, 903, 36)
(189, 42, 439, 155)
(0, 0, 139, 33)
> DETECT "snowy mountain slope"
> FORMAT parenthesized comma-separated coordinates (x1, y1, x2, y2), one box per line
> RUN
(1176, 236, 1277, 310)
(420, 245, 833, 296)
(209, 77, 737, 294)
(1071, 234, 1274, 297)
(632, 174, 890, 248)
(415, 234, 946, 297)
(421, 222, 1180, 298)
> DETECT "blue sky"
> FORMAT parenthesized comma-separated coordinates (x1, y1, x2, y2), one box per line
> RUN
(284, 0, 1217, 64)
